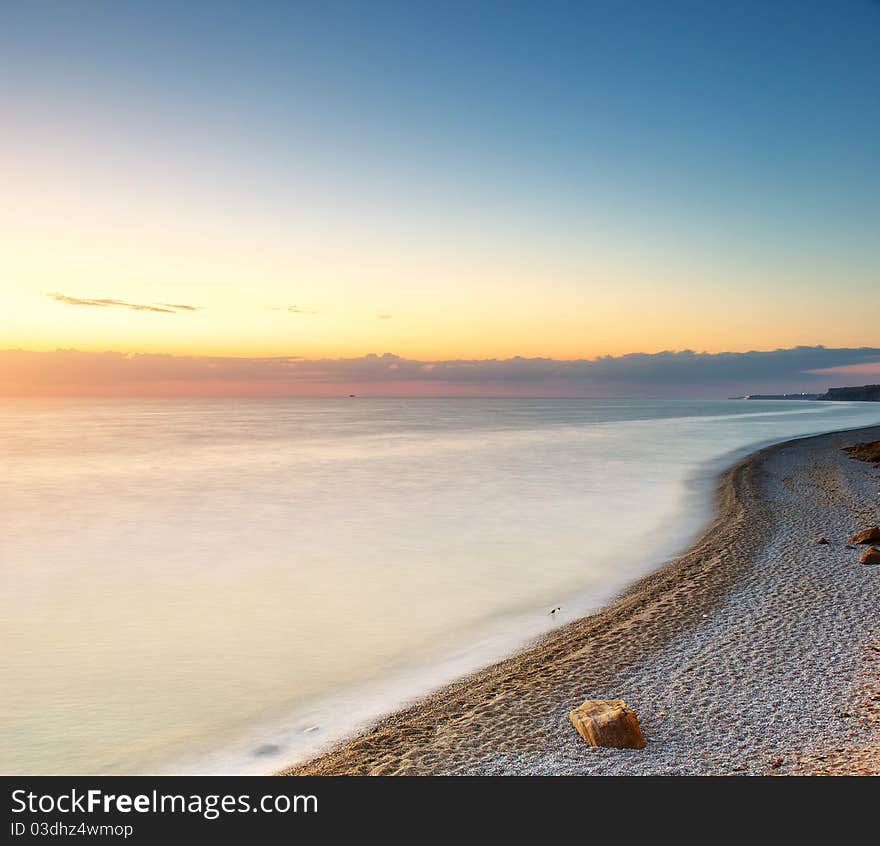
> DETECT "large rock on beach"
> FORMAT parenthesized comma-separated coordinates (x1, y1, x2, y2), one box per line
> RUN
(569, 699, 646, 749)
(850, 526, 880, 544)
(859, 546, 880, 565)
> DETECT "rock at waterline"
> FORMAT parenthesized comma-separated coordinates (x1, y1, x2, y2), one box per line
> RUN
(845, 440, 880, 465)
(859, 546, 880, 566)
(569, 699, 646, 749)
(850, 526, 880, 545)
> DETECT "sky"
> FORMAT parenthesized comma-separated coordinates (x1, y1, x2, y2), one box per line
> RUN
(1, 0, 879, 396)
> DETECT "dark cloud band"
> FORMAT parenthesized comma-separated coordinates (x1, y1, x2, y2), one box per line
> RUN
(3, 346, 880, 396)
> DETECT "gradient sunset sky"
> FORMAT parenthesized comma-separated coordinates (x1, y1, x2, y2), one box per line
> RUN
(2, 1, 879, 395)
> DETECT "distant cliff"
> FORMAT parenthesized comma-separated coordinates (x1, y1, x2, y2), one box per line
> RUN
(819, 384, 880, 402)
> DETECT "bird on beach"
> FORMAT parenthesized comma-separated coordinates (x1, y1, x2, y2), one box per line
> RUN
(550, 606, 561, 616)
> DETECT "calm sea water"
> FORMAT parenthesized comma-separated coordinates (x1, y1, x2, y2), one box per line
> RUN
(2, 397, 879, 774)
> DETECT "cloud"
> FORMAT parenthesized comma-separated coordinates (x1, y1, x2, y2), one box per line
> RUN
(158, 303, 200, 312)
(48, 293, 200, 314)
(378, 314, 392, 320)
(3, 345, 880, 397)
(271, 305, 318, 315)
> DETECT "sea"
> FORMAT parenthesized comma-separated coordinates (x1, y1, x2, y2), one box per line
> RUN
(2, 397, 879, 774)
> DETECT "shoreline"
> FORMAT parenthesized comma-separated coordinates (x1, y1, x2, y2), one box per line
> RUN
(281, 424, 880, 775)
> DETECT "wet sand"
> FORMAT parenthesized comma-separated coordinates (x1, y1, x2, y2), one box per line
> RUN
(281, 425, 880, 775)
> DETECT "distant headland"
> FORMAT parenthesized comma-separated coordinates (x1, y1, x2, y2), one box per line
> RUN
(739, 384, 880, 402)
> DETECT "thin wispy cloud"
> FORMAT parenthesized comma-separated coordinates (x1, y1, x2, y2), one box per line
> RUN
(158, 303, 200, 312)
(271, 305, 318, 315)
(49, 293, 200, 314)
(378, 314, 392, 320)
